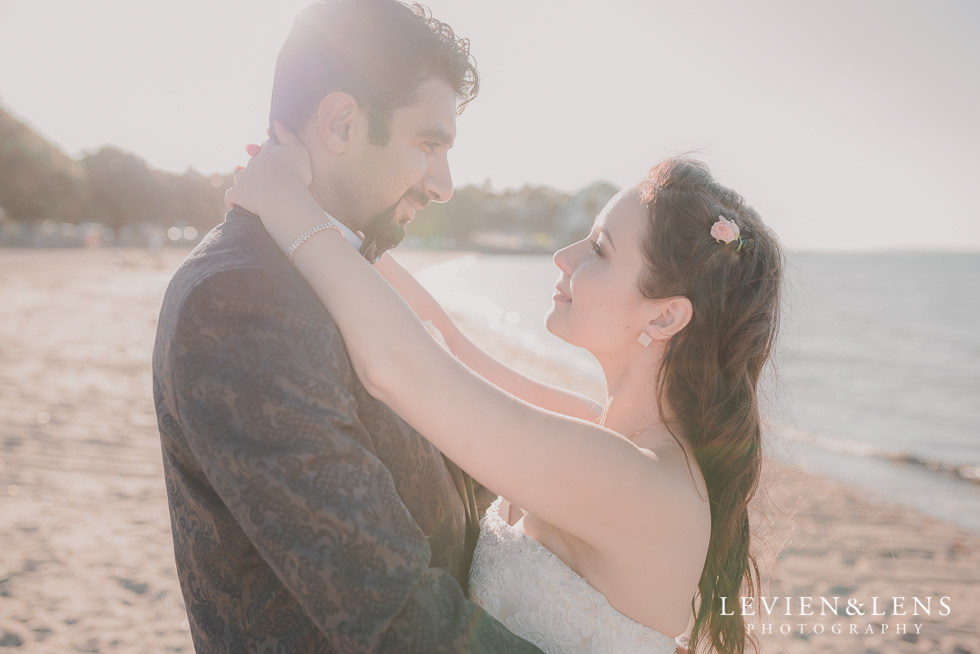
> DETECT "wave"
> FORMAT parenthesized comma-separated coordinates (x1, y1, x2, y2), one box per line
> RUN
(773, 425, 980, 486)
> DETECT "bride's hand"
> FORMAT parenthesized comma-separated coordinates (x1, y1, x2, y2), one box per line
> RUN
(224, 122, 314, 219)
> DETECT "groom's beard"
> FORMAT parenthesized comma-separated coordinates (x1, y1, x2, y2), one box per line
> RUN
(360, 188, 430, 263)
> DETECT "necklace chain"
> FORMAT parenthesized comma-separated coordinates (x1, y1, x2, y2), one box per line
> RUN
(624, 420, 664, 441)
(594, 414, 664, 441)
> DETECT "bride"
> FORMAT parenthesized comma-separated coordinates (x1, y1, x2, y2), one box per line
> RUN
(226, 128, 782, 654)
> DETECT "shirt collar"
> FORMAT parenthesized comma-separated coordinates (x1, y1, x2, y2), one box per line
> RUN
(323, 211, 364, 250)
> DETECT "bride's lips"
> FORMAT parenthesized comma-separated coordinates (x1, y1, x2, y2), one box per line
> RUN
(553, 285, 571, 303)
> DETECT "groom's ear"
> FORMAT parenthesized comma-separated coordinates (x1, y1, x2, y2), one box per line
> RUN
(316, 92, 362, 154)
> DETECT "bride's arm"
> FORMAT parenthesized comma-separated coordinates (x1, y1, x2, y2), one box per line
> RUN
(374, 252, 602, 422)
(228, 138, 667, 550)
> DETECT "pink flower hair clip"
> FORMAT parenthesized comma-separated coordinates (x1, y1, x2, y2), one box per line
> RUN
(710, 215, 746, 252)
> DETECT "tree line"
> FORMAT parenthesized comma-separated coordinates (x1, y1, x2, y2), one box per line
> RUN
(0, 105, 617, 252)
(0, 106, 230, 237)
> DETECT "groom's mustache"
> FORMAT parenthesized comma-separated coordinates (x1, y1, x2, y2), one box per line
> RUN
(402, 187, 431, 214)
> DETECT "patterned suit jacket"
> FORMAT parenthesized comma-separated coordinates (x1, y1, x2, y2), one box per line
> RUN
(152, 209, 542, 653)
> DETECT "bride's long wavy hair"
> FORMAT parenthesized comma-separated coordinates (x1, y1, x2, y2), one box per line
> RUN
(637, 159, 782, 654)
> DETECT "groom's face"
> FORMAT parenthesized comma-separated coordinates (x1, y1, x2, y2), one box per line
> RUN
(355, 78, 457, 251)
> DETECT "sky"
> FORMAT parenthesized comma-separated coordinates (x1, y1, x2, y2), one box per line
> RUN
(0, 0, 978, 251)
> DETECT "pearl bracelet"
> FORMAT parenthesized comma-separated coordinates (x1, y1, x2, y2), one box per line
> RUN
(286, 222, 342, 264)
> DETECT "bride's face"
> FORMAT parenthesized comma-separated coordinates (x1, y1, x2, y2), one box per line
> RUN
(546, 187, 654, 356)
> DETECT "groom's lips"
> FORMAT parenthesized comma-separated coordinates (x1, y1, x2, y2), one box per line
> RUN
(396, 197, 418, 225)
(553, 285, 571, 302)
(397, 190, 430, 225)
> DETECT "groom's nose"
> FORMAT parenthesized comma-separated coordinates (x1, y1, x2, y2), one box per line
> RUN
(422, 148, 453, 203)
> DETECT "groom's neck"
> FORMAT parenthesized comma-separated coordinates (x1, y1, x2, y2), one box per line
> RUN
(300, 125, 366, 234)
(309, 179, 363, 235)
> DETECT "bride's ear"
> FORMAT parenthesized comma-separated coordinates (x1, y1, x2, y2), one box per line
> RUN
(315, 92, 362, 154)
(645, 296, 693, 342)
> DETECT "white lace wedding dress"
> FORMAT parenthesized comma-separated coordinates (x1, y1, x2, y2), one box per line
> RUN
(469, 497, 678, 654)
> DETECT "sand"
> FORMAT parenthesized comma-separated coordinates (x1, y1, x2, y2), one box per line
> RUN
(0, 246, 977, 653)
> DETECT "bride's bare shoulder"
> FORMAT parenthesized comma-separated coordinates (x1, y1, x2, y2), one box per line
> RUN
(634, 435, 709, 510)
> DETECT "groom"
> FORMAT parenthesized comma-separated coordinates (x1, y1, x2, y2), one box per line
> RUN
(152, 1, 542, 652)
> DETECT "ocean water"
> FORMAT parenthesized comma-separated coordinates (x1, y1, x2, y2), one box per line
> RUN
(410, 251, 980, 532)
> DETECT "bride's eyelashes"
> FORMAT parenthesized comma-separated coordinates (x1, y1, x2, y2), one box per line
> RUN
(590, 238, 604, 257)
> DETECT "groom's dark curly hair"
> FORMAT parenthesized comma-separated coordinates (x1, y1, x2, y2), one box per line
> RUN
(269, 0, 479, 146)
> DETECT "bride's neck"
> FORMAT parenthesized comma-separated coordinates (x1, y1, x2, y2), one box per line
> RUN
(598, 358, 666, 436)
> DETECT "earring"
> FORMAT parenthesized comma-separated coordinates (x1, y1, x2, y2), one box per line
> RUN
(637, 332, 653, 347)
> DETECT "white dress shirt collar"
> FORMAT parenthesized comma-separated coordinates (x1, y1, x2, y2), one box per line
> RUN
(323, 211, 364, 250)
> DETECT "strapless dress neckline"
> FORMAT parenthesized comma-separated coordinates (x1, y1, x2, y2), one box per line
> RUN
(469, 497, 677, 654)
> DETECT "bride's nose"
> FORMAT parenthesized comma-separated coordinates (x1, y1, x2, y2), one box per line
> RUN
(553, 244, 573, 275)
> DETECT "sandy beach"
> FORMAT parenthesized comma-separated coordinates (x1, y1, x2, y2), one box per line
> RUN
(0, 246, 977, 653)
